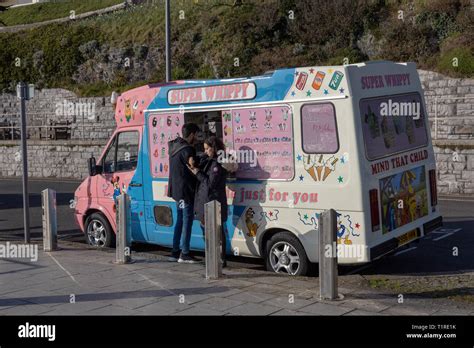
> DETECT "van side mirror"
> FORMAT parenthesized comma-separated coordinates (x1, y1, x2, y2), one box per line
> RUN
(88, 157, 97, 177)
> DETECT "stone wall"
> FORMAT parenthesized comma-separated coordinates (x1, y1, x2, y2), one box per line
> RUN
(0, 140, 106, 179)
(0, 88, 116, 140)
(0, 70, 473, 196)
(418, 70, 474, 196)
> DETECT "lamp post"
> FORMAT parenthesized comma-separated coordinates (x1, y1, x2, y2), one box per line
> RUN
(165, 0, 171, 82)
(16, 82, 34, 243)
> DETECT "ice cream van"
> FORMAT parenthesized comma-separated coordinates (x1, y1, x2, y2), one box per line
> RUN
(74, 61, 442, 276)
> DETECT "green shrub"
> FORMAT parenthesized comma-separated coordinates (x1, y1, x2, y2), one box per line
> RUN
(438, 47, 474, 77)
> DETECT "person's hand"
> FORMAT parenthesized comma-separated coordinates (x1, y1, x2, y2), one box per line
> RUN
(187, 164, 198, 175)
(188, 156, 196, 168)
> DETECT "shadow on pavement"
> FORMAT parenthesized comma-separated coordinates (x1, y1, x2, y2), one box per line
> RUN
(0, 287, 230, 307)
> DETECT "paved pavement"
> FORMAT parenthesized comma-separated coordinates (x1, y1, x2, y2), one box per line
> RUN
(1, 239, 473, 316)
(1, 178, 473, 315)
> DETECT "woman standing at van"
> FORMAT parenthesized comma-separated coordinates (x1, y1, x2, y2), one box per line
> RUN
(187, 136, 236, 267)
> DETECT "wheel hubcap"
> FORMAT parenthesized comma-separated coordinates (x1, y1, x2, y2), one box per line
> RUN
(269, 242, 300, 275)
(87, 220, 107, 247)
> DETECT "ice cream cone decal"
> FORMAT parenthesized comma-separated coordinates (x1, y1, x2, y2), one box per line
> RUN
(322, 156, 338, 181)
(303, 155, 318, 181)
(315, 154, 324, 181)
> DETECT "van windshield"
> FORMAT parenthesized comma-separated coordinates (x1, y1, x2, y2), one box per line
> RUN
(359, 93, 428, 160)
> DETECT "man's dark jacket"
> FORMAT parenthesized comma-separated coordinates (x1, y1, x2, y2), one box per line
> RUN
(167, 137, 197, 204)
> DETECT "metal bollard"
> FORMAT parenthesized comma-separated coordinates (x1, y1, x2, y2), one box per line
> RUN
(115, 193, 131, 264)
(318, 209, 339, 300)
(41, 188, 57, 252)
(204, 200, 222, 280)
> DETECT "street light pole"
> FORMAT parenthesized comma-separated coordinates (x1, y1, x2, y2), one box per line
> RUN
(165, 0, 171, 82)
(17, 81, 30, 243)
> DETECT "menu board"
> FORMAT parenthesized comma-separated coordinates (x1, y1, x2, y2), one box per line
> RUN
(223, 106, 294, 180)
(149, 113, 184, 178)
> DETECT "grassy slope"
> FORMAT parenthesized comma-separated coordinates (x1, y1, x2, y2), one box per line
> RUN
(0, 0, 123, 26)
(0, 0, 472, 96)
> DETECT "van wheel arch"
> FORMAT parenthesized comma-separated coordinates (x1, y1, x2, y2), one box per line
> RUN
(260, 228, 305, 255)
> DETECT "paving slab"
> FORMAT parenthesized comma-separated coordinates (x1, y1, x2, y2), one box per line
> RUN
(298, 302, 354, 316)
(261, 296, 317, 310)
(270, 309, 313, 316)
(190, 296, 245, 312)
(0, 303, 54, 315)
(174, 305, 226, 316)
(226, 302, 281, 315)
(344, 309, 385, 316)
(226, 291, 276, 304)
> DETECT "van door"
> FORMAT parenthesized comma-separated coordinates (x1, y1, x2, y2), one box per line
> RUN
(97, 127, 146, 240)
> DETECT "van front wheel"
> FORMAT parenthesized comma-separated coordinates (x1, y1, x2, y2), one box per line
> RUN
(85, 213, 114, 248)
(265, 232, 308, 276)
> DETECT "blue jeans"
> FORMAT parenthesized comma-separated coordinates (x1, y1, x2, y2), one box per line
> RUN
(172, 201, 194, 255)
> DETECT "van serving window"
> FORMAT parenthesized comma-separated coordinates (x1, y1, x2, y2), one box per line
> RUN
(301, 103, 339, 154)
(359, 92, 428, 160)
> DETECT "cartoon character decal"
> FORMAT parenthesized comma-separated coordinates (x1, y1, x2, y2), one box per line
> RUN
(245, 207, 260, 237)
(111, 176, 121, 212)
(224, 124, 231, 137)
(260, 209, 279, 222)
(125, 100, 132, 122)
(298, 211, 319, 230)
(223, 112, 232, 122)
(336, 212, 360, 245)
(298, 210, 361, 245)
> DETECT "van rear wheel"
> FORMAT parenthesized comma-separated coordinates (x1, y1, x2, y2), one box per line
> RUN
(265, 232, 308, 276)
(85, 213, 114, 248)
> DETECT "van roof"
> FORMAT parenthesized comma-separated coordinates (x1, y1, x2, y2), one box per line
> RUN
(114, 61, 417, 127)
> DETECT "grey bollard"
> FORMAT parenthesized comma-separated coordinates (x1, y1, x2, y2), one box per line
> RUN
(41, 188, 57, 252)
(115, 193, 131, 264)
(205, 200, 222, 280)
(319, 209, 339, 300)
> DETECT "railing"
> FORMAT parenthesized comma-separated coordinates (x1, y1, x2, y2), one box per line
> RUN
(0, 124, 72, 140)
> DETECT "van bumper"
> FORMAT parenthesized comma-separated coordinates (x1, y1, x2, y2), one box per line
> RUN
(369, 216, 443, 260)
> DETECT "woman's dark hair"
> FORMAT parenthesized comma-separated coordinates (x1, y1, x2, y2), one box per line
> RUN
(204, 136, 225, 158)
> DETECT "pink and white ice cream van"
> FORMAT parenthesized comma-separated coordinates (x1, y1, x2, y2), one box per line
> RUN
(74, 61, 442, 276)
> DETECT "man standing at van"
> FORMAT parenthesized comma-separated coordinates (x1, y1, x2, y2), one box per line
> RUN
(167, 123, 201, 263)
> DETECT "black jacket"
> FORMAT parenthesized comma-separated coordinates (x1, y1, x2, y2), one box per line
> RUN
(193, 156, 228, 225)
(167, 137, 197, 204)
